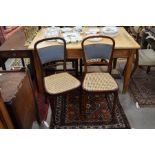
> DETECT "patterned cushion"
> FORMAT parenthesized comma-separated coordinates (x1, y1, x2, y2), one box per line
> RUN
(83, 73, 118, 91)
(44, 72, 80, 95)
(139, 49, 155, 66)
(23, 26, 39, 46)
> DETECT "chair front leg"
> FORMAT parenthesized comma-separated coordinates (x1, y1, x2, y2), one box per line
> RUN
(49, 96, 56, 128)
(111, 91, 118, 122)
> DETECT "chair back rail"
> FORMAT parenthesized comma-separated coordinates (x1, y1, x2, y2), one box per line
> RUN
(81, 35, 115, 73)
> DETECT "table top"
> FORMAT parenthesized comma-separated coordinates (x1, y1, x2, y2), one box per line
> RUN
(28, 27, 140, 50)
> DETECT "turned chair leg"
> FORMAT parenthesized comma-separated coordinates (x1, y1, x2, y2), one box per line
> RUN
(49, 96, 56, 128)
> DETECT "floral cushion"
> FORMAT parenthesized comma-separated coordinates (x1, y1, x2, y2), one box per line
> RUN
(23, 26, 39, 47)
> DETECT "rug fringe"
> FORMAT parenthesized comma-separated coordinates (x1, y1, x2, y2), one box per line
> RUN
(136, 102, 140, 109)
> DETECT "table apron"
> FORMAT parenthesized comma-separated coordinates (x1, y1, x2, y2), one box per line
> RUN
(0, 50, 33, 58)
(67, 49, 137, 59)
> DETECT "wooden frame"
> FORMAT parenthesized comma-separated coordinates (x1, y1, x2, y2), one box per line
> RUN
(81, 36, 119, 122)
(0, 69, 40, 128)
(81, 35, 115, 74)
(0, 51, 41, 128)
(0, 94, 14, 129)
(34, 37, 67, 93)
(33, 37, 81, 128)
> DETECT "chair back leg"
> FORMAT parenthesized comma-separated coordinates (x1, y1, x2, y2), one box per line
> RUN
(49, 96, 56, 128)
(147, 66, 151, 74)
(111, 91, 119, 122)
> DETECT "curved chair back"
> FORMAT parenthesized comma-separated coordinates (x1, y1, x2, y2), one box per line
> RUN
(81, 35, 115, 73)
(33, 37, 67, 93)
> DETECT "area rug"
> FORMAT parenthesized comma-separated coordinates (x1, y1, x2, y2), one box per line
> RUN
(36, 93, 49, 122)
(54, 91, 130, 129)
(129, 67, 155, 107)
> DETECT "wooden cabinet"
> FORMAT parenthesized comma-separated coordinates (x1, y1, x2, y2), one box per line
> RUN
(0, 71, 36, 129)
(0, 94, 14, 129)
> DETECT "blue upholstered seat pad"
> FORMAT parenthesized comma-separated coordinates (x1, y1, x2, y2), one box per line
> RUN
(38, 45, 64, 64)
(84, 44, 112, 61)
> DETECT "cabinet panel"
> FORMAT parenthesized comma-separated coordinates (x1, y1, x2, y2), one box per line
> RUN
(0, 95, 14, 129)
(0, 71, 36, 128)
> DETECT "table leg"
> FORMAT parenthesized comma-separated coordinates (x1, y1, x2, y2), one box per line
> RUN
(21, 58, 25, 67)
(0, 58, 7, 70)
(80, 58, 83, 76)
(123, 50, 134, 93)
(1, 63, 6, 70)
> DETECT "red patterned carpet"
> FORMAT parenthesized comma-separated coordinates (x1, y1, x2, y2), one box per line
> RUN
(53, 91, 130, 129)
(36, 93, 49, 121)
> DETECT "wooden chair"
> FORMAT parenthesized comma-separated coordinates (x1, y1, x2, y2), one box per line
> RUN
(81, 35, 119, 123)
(132, 48, 155, 76)
(131, 28, 155, 76)
(33, 37, 81, 128)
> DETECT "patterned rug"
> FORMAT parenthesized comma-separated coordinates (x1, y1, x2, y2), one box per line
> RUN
(129, 67, 155, 107)
(36, 93, 49, 121)
(54, 91, 130, 129)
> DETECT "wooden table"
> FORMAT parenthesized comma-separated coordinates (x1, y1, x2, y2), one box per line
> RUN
(28, 27, 140, 93)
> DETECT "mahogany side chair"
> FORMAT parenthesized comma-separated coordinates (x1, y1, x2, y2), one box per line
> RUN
(131, 48, 155, 76)
(81, 35, 119, 123)
(33, 37, 81, 128)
